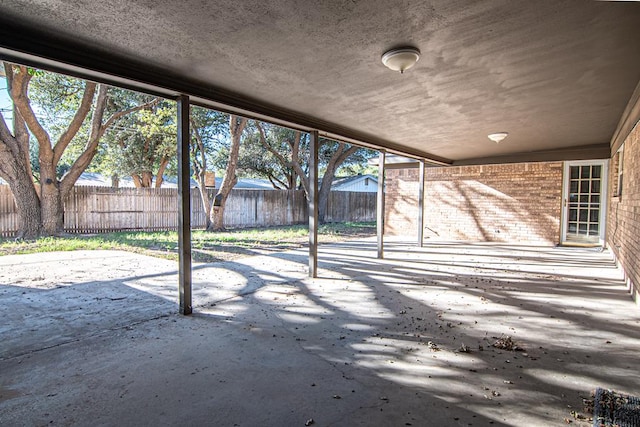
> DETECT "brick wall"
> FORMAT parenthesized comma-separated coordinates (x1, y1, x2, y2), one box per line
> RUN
(384, 168, 420, 236)
(607, 120, 640, 303)
(385, 162, 563, 244)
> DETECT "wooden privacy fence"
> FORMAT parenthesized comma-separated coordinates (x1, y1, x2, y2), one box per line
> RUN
(0, 185, 376, 236)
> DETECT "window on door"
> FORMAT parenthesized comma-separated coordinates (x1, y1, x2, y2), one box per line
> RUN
(567, 164, 602, 240)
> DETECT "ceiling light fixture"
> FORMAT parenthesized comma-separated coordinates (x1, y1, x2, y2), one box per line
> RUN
(381, 47, 421, 74)
(488, 132, 509, 143)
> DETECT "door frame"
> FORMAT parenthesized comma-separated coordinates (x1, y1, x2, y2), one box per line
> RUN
(560, 159, 609, 246)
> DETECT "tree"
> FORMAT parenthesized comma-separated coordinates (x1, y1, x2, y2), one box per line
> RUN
(239, 122, 301, 190)
(0, 63, 156, 237)
(99, 97, 173, 188)
(251, 122, 371, 223)
(210, 115, 248, 231)
(317, 141, 360, 222)
(189, 106, 229, 230)
(252, 123, 310, 194)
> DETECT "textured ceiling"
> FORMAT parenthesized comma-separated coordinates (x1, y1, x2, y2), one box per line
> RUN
(1, 0, 640, 164)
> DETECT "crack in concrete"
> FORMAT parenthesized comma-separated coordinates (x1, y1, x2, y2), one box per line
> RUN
(0, 312, 172, 362)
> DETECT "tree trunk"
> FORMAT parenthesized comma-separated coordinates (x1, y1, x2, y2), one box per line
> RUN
(210, 115, 247, 231)
(39, 163, 64, 235)
(318, 173, 333, 224)
(6, 171, 42, 239)
(3, 66, 158, 236)
(131, 172, 153, 187)
(155, 156, 169, 188)
(200, 187, 213, 230)
(5, 64, 96, 236)
(141, 171, 153, 187)
(131, 174, 142, 188)
(189, 118, 214, 230)
(0, 94, 42, 238)
(318, 143, 358, 223)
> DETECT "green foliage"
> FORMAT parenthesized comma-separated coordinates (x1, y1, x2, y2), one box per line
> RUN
(12, 64, 376, 190)
(189, 105, 230, 175)
(334, 149, 378, 176)
(238, 122, 305, 187)
(25, 71, 166, 182)
(238, 121, 377, 187)
(28, 71, 91, 177)
(97, 95, 176, 183)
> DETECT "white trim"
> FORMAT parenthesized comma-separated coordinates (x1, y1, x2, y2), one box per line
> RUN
(561, 160, 609, 246)
(616, 144, 624, 197)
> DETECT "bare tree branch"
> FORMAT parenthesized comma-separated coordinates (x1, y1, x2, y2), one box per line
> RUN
(52, 81, 97, 164)
(100, 96, 160, 139)
(0, 109, 16, 152)
(8, 65, 54, 162)
(211, 115, 247, 230)
(255, 122, 288, 165)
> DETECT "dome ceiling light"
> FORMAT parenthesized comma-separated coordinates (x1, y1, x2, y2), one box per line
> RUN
(381, 47, 421, 74)
(488, 132, 509, 143)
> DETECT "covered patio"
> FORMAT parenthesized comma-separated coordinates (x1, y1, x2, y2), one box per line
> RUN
(1, 239, 637, 426)
(1, 2, 640, 425)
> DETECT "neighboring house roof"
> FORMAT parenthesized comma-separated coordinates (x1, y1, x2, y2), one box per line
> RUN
(1, 173, 378, 192)
(75, 172, 136, 187)
(331, 174, 378, 192)
(213, 177, 275, 190)
(75, 173, 273, 190)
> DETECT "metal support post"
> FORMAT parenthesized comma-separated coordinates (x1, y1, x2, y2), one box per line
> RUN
(309, 130, 319, 278)
(177, 95, 192, 315)
(418, 160, 425, 247)
(377, 151, 386, 259)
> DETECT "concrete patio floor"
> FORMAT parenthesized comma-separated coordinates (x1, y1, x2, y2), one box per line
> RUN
(1, 238, 639, 426)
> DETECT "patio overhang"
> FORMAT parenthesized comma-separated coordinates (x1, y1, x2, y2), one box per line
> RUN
(1, 1, 639, 165)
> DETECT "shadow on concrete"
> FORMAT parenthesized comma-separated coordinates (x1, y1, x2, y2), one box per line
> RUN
(1, 240, 638, 426)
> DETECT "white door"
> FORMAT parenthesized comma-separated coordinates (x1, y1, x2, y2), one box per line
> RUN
(561, 160, 608, 246)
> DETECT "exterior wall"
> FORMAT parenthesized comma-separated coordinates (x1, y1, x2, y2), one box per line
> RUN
(333, 176, 378, 193)
(385, 168, 420, 236)
(385, 162, 563, 244)
(607, 120, 640, 303)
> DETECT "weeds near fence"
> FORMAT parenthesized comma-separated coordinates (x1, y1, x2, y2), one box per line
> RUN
(0, 222, 375, 263)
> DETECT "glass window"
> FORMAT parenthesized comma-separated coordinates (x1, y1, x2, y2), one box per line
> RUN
(570, 181, 578, 193)
(569, 209, 577, 221)
(591, 180, 600, 194)
(617, 146, 624, 197)
(580, 180, 590, 193)
(592, 165, 601, 178)
(579, 209, 588, 222)
(581, 166, 591, 179)
(570, 166, 579, 179)
(590, 209, 599, 222)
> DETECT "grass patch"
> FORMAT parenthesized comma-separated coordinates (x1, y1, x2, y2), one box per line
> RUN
(0, 222, 375, 263)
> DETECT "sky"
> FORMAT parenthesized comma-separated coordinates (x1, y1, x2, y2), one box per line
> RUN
(0, 76, 13, 128)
